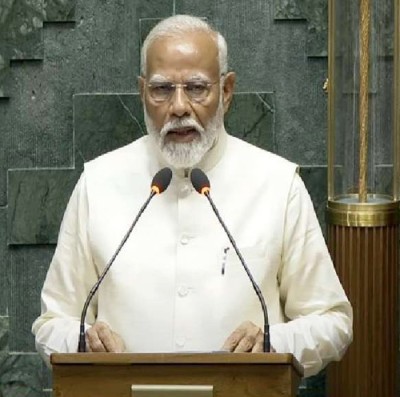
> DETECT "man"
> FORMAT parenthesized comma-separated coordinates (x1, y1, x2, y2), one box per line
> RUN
(32, 15, 352, 377)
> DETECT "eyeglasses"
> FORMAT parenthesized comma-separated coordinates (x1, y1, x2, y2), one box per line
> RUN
(146, 79, 220, 103)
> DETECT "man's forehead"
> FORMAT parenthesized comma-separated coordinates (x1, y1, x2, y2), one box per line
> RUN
(147, 31, 218, 59)
(171, 41, 203, 56)
(146, 31, 219, 77)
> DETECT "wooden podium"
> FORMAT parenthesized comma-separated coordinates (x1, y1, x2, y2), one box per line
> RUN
(51, 352, 303, 397)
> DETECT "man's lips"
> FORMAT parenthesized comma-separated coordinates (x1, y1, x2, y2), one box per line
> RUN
(165, 127, 199, 143)
(168, 127, 198, 135)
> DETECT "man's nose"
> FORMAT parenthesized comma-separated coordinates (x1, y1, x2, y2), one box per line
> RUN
(169, 85, 191, 117)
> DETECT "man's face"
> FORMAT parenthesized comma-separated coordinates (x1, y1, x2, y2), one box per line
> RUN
(140, 30, 235, 168)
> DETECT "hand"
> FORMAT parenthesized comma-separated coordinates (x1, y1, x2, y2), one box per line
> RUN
(221, 321, 265, 353)
(85, 321, 125, 353)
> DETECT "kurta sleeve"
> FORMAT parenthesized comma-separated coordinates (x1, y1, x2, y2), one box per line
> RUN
(32, 172, 98, 366)
(269, 173, 352, 377)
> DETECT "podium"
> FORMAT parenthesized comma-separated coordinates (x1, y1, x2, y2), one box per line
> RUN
(51, 352, 303, 397)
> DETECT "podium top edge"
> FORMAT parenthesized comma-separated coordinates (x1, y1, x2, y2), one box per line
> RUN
(50, 352, 303, 376)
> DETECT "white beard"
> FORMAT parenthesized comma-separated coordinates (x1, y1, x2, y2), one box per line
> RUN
(144, 100, 224, 169)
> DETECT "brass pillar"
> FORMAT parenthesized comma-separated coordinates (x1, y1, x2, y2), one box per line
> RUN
(327, 204, 399, 396)
(327, 0, 400, 395)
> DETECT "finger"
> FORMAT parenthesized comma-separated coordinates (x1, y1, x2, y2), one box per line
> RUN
(251, 338, 264, 353)
(221, 328, 246, 352)
(250, 330, 265, 352)
(86, 326, 107, 352)
(111, 332, 126, 353)
(96, 323, 119, 352)
(234, 335, 255, 352)
(85, 335, 93, 352)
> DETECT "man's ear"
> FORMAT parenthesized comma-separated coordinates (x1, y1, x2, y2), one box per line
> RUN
(138, 76, 145, 103)
(222, 72, 236, 114)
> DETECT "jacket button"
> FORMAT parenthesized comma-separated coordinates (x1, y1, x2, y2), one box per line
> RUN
(178, 286, 188, 297)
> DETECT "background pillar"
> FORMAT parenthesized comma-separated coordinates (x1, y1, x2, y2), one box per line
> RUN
(327, 0, 400, 395)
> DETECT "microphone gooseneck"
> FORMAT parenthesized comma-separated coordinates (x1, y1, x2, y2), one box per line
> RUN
(190, 168, 271, 353)
(78, 167, 173, 352)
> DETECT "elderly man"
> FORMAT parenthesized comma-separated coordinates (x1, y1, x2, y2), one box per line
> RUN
(32, 15, 352, 377)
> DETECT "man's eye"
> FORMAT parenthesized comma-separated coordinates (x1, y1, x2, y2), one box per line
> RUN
(152, 84, 173, 94)
(186, 82, 207, 94)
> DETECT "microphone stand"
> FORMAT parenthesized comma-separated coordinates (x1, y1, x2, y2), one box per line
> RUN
(204, 192, 271, 353)
(77, 190, 157, 352)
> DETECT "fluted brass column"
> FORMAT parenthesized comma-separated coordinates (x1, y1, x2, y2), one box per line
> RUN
(327, 0, 400, 396)
(327, 203, 399, 396)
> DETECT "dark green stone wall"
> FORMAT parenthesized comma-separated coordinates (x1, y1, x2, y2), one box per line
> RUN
(0, 1, 332, 395)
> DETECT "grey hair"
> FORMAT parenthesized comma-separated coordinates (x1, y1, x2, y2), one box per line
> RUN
(140, 15, 228, 76)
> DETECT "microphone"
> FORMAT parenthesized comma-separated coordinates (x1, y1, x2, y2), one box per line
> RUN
(78, 167, 173, 352)
(190, 168, 271, 353)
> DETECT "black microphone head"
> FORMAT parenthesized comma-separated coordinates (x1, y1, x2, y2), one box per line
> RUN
(190, 168, 210, 195)
(151, 167, 172, 194)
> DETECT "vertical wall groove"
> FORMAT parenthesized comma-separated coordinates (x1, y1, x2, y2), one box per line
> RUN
(327, 225, 399, 397)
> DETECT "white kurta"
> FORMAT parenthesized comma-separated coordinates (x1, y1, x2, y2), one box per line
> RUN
(32, 133, 352, 377)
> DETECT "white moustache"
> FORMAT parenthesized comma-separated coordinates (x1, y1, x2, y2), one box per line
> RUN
(160, 118, 205, 138)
